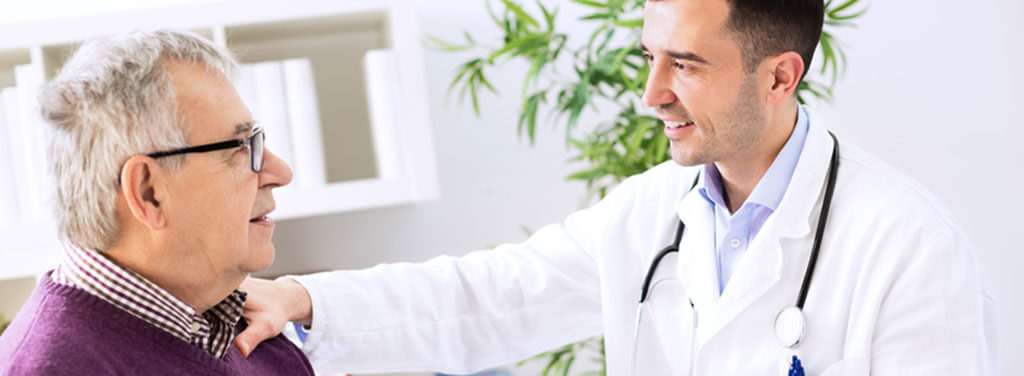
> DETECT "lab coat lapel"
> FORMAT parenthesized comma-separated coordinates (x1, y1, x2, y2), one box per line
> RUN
(675, 174, 718, 342)
(710, 237, 784, 339)
(691, 110, 837, 349)
(765, 110, 835, 240)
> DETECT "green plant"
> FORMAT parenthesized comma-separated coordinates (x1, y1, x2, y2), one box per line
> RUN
(434, 0, 864, 374)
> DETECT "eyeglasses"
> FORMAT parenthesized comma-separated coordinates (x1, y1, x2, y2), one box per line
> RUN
(148, 128, 265, 172)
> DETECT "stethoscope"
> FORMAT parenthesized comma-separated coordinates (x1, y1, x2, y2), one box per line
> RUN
(631, 132, 840, 375)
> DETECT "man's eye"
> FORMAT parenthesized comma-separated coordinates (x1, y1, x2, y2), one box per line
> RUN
(673, 61, 688, 71)
(642, 52, 653, 63)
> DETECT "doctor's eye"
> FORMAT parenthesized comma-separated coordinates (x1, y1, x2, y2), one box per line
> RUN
(673, 61, 689, 71)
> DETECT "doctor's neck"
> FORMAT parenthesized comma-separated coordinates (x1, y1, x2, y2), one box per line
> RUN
(713, 103, 798, 214)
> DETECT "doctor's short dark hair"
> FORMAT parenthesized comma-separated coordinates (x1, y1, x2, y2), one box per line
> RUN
(724, 0, 825, 79)
(648, 0, 825, 79)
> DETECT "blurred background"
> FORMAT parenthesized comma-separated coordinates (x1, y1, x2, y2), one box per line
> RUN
(0, 0, 1020, 374)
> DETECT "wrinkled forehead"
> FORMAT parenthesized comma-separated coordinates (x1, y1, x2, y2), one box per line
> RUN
(641, 0, 733, 54)
(165, 60, 249, 142)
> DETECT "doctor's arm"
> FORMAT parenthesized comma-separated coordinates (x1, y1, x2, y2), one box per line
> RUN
(867, 228, 997, 375)
(233, 188, 629, 373)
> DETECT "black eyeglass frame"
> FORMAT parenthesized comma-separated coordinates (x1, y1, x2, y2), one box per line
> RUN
(147, 127, 265, 172)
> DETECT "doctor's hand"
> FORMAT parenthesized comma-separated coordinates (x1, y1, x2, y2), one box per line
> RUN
(235, 276, 313, 358)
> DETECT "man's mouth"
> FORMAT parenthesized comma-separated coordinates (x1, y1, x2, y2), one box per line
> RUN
(665, 121, 695, 129)
(249, 207, 274, 224)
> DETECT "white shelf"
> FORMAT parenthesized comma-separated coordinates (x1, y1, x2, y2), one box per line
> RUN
(0, 0, 439, 281)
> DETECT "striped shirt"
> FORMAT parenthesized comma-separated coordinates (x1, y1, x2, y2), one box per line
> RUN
(50, 246, 246, 359)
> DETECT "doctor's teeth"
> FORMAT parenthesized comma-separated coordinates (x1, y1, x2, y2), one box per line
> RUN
(667, 121, 694, 128)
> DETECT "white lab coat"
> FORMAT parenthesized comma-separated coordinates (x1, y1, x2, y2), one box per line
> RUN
(291, 113, 997, 375)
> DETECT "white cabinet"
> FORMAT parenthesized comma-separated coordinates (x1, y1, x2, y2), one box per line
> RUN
(0, 0, 439, 280)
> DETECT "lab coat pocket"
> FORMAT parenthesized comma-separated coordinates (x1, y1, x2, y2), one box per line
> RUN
(778, 355, 867, 376)
(643, 277, 695, 375)
(819, 356, 868, 376)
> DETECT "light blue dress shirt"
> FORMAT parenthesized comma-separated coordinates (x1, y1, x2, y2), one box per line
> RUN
(698, 105, 810, 295)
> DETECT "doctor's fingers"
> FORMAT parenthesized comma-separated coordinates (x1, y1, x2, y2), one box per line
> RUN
(236, 277, 292, 357)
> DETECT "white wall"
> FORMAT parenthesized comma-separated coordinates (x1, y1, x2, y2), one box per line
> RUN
(1, 0, 1020, 374)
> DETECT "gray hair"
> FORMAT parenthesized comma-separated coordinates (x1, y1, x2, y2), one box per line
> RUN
(39, 29, 239, 251)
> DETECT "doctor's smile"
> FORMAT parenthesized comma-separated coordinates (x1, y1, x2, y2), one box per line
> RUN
(0, 0, 1002, 374)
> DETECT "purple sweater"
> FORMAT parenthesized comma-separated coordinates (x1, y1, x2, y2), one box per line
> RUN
(0, 274, 315, 375)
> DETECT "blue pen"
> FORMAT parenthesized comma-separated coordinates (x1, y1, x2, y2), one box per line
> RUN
(788, 355, 805, 376)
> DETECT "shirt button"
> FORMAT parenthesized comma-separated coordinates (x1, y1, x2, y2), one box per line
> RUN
(190, 322, 201, 333)
(730, 238, 741, 248)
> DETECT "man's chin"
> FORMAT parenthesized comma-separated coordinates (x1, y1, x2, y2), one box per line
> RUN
(669, 146, 707, 167)
(242, 244, 276, 274)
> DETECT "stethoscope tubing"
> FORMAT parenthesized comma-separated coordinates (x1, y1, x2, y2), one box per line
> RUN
(631, 132, 840, 373)
(796, 132, 840, 309)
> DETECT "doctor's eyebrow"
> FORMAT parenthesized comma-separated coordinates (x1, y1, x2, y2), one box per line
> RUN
(638, 43, 710, 65)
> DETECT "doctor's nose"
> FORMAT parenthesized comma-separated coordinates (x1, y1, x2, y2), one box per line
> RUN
(641, 62, 678, 108)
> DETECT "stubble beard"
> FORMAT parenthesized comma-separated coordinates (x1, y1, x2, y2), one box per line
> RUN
(668, 73, 766, 167)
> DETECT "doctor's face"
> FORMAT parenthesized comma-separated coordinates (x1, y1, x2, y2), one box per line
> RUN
(641, 0, 769, 167)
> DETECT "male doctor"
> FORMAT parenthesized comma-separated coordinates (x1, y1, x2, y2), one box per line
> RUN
(235, 0, 997, 374)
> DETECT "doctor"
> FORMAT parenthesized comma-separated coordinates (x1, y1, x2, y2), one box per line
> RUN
(235, 0, 997, 374)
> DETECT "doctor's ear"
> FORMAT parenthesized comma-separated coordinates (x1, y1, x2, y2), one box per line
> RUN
(763, 51, 805, 105)
(119, 155, 167, 230)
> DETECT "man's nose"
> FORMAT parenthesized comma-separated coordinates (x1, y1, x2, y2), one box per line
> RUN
(641, 61, 677, 108)
(258, 148, 294, 189)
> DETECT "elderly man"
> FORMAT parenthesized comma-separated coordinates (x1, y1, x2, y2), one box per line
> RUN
(0, 30, 312, 375)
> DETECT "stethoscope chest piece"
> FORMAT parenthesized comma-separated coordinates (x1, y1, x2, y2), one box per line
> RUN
(773, 306, 806, 348)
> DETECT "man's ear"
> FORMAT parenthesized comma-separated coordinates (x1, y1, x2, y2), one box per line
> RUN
(764, 51, 805, 105)
(119, 156, 167, 231)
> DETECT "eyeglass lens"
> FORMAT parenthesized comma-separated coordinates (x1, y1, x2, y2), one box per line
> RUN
(251, 131, 265, 172)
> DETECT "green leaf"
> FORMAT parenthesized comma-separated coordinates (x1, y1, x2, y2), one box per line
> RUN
(501, 0, 540, 28)
(581, 12, 615, 21)
(827, 0, 860, 17)
(567, 166, 606, 180)
(538, 0, 558, 32)
(611, 18, 643, 28)
(571, 0, 607, 8)
(427, 36, 473, 52)
(519, 92, 545, 144)
(475, 69, 498, 94)
(487, 32, 551, 63)
(523, 54, 548, 99)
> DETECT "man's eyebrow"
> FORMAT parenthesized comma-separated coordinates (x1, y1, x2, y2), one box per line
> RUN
(233, 122, 254, 137)
(666, 49, 709, 64)
(638, 43, 710, 65)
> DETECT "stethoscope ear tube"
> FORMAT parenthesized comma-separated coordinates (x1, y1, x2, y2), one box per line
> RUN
(639, 174, 697, 304)
(639, 245, 678, 303)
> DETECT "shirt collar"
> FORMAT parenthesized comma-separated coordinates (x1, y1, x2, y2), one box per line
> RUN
(53, 246, 247, 359)
(699, 105, 810, 213)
